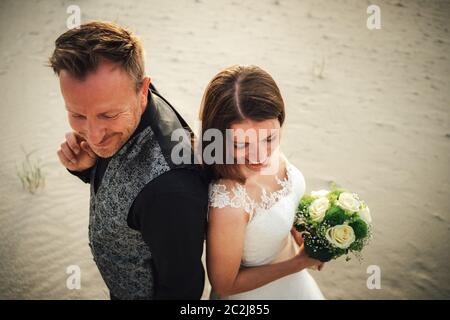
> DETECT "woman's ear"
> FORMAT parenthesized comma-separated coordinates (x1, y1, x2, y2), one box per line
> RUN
(139, 76, 151, 111)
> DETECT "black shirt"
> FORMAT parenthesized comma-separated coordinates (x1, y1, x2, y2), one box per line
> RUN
(70, 87, 209, 299)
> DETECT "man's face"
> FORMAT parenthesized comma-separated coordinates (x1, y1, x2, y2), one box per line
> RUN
(59, 60, 149, 158)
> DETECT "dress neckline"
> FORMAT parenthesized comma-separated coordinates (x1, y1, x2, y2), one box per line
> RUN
(209, 156, 294, 220)
(251, 159, 293, 213)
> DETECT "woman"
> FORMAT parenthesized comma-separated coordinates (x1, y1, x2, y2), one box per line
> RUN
(199, 65, 325, 299)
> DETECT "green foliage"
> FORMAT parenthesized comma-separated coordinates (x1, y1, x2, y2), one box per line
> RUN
(303, 235, 334, 262)
(326, 187, 346, 203)
(349, 239, 365, 251)
(324, 206, 347, 226)
(16, 147, 45, 194)
(299, 194, 315, 209)
(349, 219, 368, 240)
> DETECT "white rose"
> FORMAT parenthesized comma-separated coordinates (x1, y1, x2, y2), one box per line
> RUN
(325, 225, 356, 249)
(311, 189, 330, 197)
(358, 206, 372, 224)
(336, 192, 361, 213)
(308, 197, 330, 223)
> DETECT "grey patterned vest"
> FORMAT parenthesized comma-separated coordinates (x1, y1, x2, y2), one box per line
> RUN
(87, 89, 193, 299)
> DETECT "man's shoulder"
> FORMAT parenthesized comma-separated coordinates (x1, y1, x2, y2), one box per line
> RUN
(144, 166, 211, 198)
(156, 167, 210, 193)
(128, 166, 210, 230)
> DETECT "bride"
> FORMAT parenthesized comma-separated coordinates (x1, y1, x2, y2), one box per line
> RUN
(199, 65, 325, 300)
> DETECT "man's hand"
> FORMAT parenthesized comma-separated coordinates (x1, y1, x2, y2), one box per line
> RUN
(57, 132, 97, 171)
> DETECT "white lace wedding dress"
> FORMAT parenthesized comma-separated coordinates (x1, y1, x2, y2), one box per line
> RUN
(208, 159, 325, 300)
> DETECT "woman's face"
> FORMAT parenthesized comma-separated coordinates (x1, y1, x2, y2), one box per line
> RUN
(229, 118, 281, 176)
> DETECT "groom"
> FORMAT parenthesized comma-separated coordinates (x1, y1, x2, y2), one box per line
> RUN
(50, 21, 209, 299)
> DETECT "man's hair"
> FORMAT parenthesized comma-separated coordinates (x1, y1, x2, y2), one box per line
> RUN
(49, 21, 145, 91)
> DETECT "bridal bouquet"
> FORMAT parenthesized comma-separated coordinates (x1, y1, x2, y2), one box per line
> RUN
(294, 186, 372, 262)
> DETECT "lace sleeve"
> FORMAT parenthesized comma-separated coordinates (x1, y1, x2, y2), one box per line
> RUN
(208, 182, 255, 216)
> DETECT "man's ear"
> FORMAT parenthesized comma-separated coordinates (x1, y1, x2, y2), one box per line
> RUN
(139, 76, 151, 111)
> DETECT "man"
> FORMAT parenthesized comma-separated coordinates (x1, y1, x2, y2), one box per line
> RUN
(49, 21, 208, 299)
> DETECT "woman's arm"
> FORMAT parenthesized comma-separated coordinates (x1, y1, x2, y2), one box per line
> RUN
(206, 206, 323, 297)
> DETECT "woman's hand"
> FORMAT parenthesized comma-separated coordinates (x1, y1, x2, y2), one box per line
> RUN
(294, 244, 325, 271)
(291, 227, 304, 247)
(291, 227, 325, 271)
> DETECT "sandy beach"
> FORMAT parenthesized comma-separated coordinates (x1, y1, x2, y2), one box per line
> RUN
(0, 0, 449, 299)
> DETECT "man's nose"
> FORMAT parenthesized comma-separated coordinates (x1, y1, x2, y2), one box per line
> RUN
(87, 119, 106, 145)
